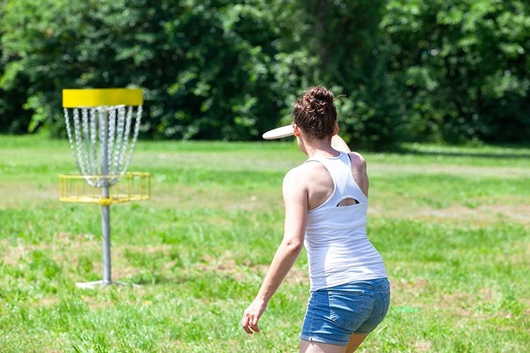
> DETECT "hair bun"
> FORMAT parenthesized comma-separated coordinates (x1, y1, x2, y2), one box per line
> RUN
(303, 86, 334, 114)
(312, 97, 331, 114)
(292, 85, 337, 139)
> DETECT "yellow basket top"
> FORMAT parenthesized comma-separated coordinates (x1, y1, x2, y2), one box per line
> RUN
(62, 88, 143, 108)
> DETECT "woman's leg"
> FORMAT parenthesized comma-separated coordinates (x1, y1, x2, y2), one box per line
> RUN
(300, 339, 347, 353)
(344, 333, 369, 353)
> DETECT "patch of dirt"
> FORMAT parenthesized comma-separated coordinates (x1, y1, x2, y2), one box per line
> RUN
(414, 341, 432, 352)
(148, 185, 283, 212)
(393, 283, 525, 330)
(370, 163, 530, 179)
(37, 296, 60, 307)
(0, 233, 98, 266)
(0, 183, 60, 209)
(390, 278, 428, 294)
(0, 237, 177, 288)
(378, 203, 530, 226)
(198, 253, 308, 285)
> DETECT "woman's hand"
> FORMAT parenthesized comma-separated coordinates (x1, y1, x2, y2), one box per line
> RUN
(241, 298, 268, 334)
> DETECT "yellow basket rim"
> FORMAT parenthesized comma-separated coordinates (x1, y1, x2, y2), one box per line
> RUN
(62, 88, 143, 108)
(59, 172, 150, 178)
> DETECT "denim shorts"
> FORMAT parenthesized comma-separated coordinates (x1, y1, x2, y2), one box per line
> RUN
(300, 278, 390, 346)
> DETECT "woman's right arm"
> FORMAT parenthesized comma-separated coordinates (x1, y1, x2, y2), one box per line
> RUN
(241, 168, 307, 334)
(331, 134, 351, 153)
(350, 152, 369, 197)
(332, 135, 369, 197)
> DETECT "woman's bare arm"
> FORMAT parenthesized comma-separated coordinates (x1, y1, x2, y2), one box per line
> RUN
(350, 152, 369, 197)
(241, 168, 307, 334)
(332, 135, 369, 197)
(331, 135, 351, 153)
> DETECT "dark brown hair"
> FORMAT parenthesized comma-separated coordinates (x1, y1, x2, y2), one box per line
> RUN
(292, 86, 337, 140)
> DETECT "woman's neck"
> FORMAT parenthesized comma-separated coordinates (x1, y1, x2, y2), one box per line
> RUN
(304, 140, 339, 158)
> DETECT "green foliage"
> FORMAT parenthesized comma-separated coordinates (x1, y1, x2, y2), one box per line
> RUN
(294, 0, 406, 150)
(0, 0, 529, 147)
(382, 0, 530, 143)
(0, 0, 305, 140)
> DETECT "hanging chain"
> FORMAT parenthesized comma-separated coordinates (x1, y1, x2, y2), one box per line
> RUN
(73, 108, 88, 177)
(90, 108, 98, 175)
(120, 104, 133, 172)
(107, 106, 117, 178)
(114, 105, 126, 175)
(121, 105, 142, 177)
(64, 108, 82, 174)
(62, 103, 143, 188)
(81, 108, 93, 176)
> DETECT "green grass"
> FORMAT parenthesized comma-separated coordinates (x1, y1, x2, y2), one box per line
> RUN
(0, 134, 529, 352)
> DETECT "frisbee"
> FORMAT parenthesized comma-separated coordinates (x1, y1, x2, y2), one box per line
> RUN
(262, 125, 294, 140)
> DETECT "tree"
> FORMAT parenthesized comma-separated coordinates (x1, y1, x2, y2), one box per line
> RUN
(291, 0, 407, 150)
(382, 0, 530, 143)
(0, 0, 307, 140)
(1, 0, 528, 146)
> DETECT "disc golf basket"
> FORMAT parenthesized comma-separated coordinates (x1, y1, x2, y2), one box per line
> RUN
(59, 88, 150, 288)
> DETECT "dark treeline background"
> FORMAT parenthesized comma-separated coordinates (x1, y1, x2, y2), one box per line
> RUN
(1, 0, 529, 150)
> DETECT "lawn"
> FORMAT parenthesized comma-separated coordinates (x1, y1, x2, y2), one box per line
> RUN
(0, 134, 529, 352)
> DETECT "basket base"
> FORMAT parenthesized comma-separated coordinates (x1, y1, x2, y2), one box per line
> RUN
(75, 280, 141, 289)
(59, 172, 150, 205)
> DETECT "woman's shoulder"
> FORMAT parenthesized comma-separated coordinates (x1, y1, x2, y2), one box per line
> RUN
(285, 161, 325, 179)
(346, 151, 367, 169)
(282, 164, 314, 201)
(283, 161, 329, 189)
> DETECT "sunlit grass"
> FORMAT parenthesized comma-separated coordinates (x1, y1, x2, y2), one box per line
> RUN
(0, 134, 529, 352)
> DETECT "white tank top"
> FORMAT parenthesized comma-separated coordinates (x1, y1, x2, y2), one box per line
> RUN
(304, 152, 387, 292)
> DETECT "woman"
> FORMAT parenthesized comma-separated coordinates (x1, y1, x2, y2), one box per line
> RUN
(241, 86, 390, 353)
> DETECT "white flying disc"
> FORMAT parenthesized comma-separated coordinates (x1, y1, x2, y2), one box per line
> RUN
(262, 125, 294, 140)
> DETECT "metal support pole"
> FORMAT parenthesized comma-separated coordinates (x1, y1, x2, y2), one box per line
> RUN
(101, 204, 111, 284)
(67, 100, 145, 289)
(100, 108, 112, 285)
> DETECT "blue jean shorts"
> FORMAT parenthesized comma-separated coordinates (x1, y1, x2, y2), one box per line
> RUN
(300, 278, 390, 346)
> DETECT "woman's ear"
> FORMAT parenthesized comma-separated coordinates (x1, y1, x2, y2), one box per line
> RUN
(333, 122, 339, 136)
(293, 124, 301, 137)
